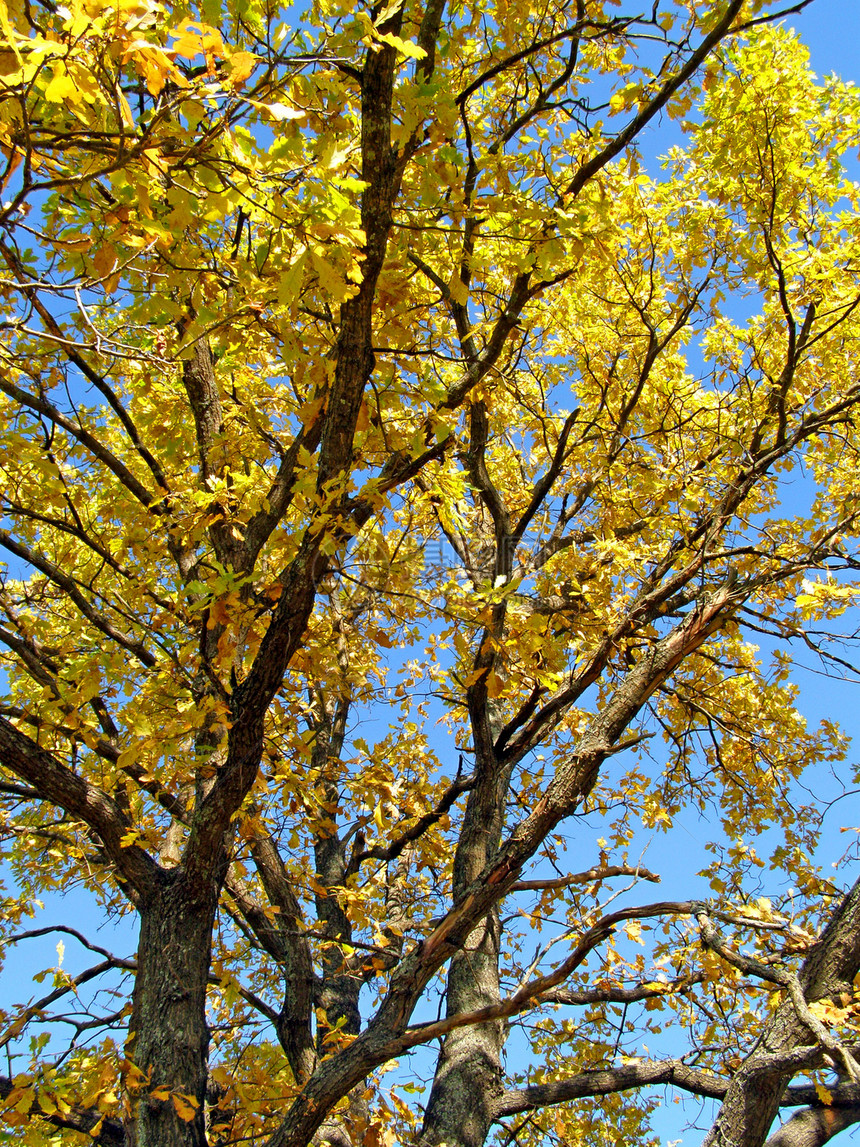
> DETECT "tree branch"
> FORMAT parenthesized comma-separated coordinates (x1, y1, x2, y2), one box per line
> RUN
(0, 715, 159, 897)
(0, 1075, 125, 1146)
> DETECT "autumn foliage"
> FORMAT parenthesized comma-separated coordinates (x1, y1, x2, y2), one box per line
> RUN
(2, 0, 860, 1145)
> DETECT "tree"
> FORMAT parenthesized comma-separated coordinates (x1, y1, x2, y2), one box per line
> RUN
(2, 0, 860, 1143)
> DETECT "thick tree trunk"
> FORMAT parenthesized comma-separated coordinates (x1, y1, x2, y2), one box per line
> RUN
(419, 703, 511, 1147)
(126, 871, 220, 1147)
(417, 911, 505, 1147)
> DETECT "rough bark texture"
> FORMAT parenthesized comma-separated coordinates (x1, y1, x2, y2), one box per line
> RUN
(766, 1105, 860, 1147)
(419, 708, 510, 1147)
(127, 872, 221, 1147)
(5, 7, 846, 1147)
(417, 911, 505, 1147)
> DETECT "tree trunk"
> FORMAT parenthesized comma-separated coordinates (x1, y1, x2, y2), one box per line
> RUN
(417, 910, 505, 1147)
(419, 702, 511, 1147)
(126, 870, 220, 1147)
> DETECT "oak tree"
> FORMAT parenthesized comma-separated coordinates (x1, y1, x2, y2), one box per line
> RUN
(1, 1, 860, 1145)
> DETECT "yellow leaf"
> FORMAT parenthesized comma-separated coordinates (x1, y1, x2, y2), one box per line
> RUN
(172, 1093, 199, 1121)
(448, 272, 468, 306)
(815, 1082, 833, 1105)
(485, 669, 505, 698)
(207, 596, 233, 629)
(171, 20, 224, 63)
(126, 43, 187, 96)
(37, 1092, 57, 1116)
(0, 0, 23, 70)
(625, 919, 643, 944)
(44, 67, 78, 104)
(227, 50, 256, 86)
(250, 99, 305, 122)
(375, 31, 426, 58)
(91, 244, 118, 281)
(355, 399, 370, 433)
(13, 1087, 35, 1113)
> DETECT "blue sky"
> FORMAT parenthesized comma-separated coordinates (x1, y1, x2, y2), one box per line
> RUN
(793, 0, 860, 83)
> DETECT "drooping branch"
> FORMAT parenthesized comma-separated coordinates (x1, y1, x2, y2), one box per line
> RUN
(0, 1076, 125, 1146)
(493, 1059, 729, 1119)
(0, 715, 158, 897)
(697, 912, 860, 1080)
(493, 1063, 860, 1131)
(0, 240, 170, 494)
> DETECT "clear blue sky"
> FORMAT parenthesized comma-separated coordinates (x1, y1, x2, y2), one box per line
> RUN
(793, 0, 860, 83)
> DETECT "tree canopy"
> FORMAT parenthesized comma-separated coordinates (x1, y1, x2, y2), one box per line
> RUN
(2, 0, 860, 1145)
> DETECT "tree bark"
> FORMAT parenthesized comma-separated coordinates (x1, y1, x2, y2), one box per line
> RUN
(416, 912, 505, 1147)
(418, 706, 511, 1147)
(126, 870, 221, 1147)
(765, 1105, 860, 1147)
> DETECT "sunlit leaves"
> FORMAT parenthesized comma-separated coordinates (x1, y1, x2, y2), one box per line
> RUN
(1, 1, 860, 1145)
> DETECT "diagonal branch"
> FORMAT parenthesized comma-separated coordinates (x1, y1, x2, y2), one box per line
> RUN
(398, 900, 700, 1048)
(564, 1, 745, 203)
(0, 531, 156, 668)
(348, 769, 475, 872)
(0, 376, 155, 508)
(0, 715, 159, 897)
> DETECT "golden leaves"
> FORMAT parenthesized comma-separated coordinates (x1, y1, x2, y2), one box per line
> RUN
(148, 1086, 200, 1122)
(169, 18, 224, 65)
(814, 1082, 834, 1106)
(351, 9, 426, 61)
(43, 63, 78, 103)
(226, 50, 257, 87)
(3, 3, 860, 1144)
(125, 42, 189, 97)
(796, 577, 859, 620)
